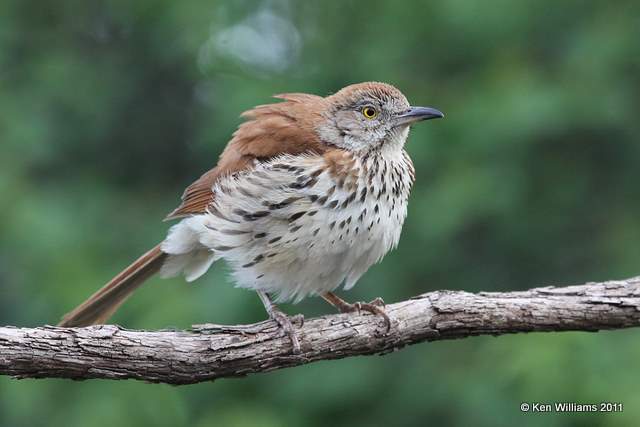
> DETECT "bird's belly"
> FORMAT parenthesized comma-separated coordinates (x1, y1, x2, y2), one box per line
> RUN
(162, 151, 413, 302)
(224, 196, 405, 302)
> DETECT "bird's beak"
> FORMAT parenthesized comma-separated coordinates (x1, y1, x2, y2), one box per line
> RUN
(395, 106, 444, 126)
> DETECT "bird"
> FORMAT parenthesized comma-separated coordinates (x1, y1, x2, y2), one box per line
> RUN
(58, 82, 443, 353)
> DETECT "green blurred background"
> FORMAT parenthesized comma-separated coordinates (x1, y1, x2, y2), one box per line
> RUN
(1, 1, 639, 426)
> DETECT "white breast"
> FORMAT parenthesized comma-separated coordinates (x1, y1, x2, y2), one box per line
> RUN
(161, 146, 414, 303)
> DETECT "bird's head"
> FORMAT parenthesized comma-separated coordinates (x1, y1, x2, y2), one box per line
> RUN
(232, 82, 443, 160)
(317, 82, 444, 152)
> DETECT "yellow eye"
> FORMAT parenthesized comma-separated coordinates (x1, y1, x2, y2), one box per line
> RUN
(362, 106, 378, 119)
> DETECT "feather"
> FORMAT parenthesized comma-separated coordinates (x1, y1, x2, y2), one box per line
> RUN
(165, 93, 331, 220)
(58, 245, 166, 327)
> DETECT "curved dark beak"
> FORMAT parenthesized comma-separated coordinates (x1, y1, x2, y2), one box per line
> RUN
(396, 106, 444, 126)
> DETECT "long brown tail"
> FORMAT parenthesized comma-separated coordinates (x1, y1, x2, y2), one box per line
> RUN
(58, 244, 167, 327)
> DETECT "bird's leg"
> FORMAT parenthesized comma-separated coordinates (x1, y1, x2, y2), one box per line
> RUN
(322, 292, 391, 332)
(257, 290, 303, 354)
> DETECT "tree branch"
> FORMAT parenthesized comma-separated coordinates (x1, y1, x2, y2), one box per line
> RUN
(2, 277, 639, 385)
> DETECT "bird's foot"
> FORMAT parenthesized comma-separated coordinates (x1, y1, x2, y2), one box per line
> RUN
(324, 293, 391, 332)
(257, 291, 304, 354)
(269, 309, 304, 354)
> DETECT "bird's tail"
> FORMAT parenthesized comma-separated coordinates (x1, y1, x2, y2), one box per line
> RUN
(58, 244, 167, 327)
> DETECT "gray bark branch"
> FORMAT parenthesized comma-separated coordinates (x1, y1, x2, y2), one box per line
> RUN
(2, 277, 639, 385)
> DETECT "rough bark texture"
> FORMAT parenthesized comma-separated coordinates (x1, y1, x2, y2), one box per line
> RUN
(1, 277, 639, 385)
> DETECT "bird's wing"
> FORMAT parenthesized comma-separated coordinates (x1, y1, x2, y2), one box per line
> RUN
(165, 93, 328, 220)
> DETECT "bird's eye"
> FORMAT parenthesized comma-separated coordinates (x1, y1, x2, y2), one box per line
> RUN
(362, 106, 378, 119)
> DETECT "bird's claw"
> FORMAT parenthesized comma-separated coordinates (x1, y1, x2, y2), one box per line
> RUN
(369, 297, 385, 308)
(270, 310, 302, 354)
(342, 298, 391, 333)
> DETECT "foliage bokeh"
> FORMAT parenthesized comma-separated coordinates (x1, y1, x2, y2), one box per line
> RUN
(1, 1, 639, 426)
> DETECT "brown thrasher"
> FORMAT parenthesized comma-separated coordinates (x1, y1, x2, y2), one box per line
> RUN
(59, 82, 443, 352)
